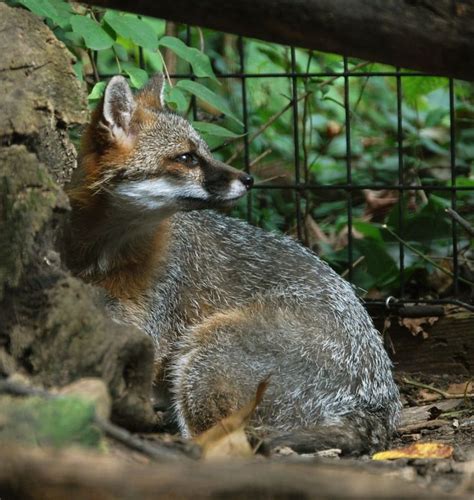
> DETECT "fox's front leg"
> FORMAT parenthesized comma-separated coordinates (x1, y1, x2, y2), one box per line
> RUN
(152, 361, 177, 431)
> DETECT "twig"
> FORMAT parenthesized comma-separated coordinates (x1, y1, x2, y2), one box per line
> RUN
(382, 225, 474, 287)
(445, 207, 474, 238)
(249, 148, 272, 168)
(88, 49, 100, 83)
(197, 27, 205, 52)
(341, 255, 365, 279)
(95, 416, 198, 461)
(255, 174, 286, 185)
(163, 21, 177, 80)
(158, 50, 173, 88)
(0, 379, 52, 398)
(112, 46, 122, 74)
(226, 61, 371, 163)
(402, 377, 474, 400)
(441, 409, 473, 418)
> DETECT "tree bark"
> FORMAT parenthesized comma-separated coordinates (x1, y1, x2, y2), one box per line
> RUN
(83, 0, 474, 81)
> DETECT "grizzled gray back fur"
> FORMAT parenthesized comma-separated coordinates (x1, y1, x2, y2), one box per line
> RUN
(72, 74, 401, 455)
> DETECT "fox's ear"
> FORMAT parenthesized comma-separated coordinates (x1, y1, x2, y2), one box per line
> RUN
(137, 73, 166, 110)
(103, 75, 136, 138)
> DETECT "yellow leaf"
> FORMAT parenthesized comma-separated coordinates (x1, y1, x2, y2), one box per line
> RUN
(372, 442, 453, 460)
(194, 379, 268, 460)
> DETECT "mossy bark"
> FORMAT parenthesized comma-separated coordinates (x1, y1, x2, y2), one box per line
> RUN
(0, 3, 157, 431)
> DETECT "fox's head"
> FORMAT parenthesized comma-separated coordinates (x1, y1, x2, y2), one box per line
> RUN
(74, 74, 252, 216)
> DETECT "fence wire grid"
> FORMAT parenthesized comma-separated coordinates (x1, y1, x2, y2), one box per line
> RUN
(150, 29, 473, 312)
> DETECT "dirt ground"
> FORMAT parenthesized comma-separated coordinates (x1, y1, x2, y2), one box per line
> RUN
(1, 372, 472, 499)
(99, 373, 474, 497)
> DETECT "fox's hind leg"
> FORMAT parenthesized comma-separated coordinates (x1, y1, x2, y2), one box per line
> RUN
(171, 303, 399, 454)
(171, 308, 256, 437)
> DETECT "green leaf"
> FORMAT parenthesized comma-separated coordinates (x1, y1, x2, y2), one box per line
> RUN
(403, 77, 448, 107)
(63, 30, 83, 47)
(17, 0, 58, 20)
(125, 67, 148, 89)
(165, 87, 188, 113)
(386, 195, 452, 243)
(70, 15, 114, 51)
(88, 81, 106, 101)
(19, 0, 73, 28)
(104, 11, 158, 51)
(159, 36, 217, 82)
(48, 0, 73, 28)
(176, 80, 243, 125)
(193, 121, 242, 138)
(112, 43, 129, 62)
(143, 48, 163, 72)
(142, 16, 166, 36)
(353, 239, 399, 287)
(353, 221, 383, 241)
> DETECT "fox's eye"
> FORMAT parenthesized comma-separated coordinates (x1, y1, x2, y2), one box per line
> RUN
(175, 153, 198, 167)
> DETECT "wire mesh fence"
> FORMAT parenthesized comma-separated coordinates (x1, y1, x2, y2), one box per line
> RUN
(149, 30, 474, 311)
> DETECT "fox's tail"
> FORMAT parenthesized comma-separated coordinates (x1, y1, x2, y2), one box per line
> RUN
(261, 413, 396, 456)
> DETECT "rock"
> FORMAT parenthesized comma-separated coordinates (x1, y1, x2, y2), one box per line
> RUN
(59, 378, 112, 421)
(0, 394, 103, 449)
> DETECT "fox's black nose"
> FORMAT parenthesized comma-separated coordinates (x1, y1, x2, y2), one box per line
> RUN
(240, 174, 254, 190)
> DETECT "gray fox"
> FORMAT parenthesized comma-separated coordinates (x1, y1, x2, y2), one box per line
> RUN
(65, 74, 401, 454)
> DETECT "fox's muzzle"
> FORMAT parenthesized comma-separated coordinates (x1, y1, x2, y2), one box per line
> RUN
(203, 159, 253, 198)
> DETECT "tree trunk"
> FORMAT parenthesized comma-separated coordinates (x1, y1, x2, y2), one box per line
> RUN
(84, 0, 474, 81)
(0, 3, 157, 431)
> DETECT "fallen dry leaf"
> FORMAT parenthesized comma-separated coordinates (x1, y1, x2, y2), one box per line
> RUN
(446, 381, 473, 395)
(399, 316, 440, 339)
(326, 120, 342, 138)
(417, 389, 441, 402)
(372, 442, 453, 461)
(304, 214, 331, 248)
(194, 379, 268, 460)
(363, 189, 399, 221)
(427, 261, 454, 294)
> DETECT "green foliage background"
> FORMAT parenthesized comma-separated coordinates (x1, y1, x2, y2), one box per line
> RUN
(8, 0, 474, 300)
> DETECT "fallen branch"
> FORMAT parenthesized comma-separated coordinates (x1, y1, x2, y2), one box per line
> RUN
(445, 207, 474, 238)
(402, 377, 474, 401)
(83, 0, 474, 81)
(397, 418, 451, 434)
(0, 445, 459, 499)
(96, 416, 199, 461)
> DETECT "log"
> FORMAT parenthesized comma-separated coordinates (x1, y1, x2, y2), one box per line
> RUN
(399, 399, 462, 427)
(83, 0, 474, 81)
(374, 312, 474, 375)
(0, 446, 467, 499)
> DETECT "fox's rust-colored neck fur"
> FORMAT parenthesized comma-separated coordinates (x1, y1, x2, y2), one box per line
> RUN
(65, 101, 171, 304)
(95, 222, 171, 302)
(66, 189, 171, 303)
